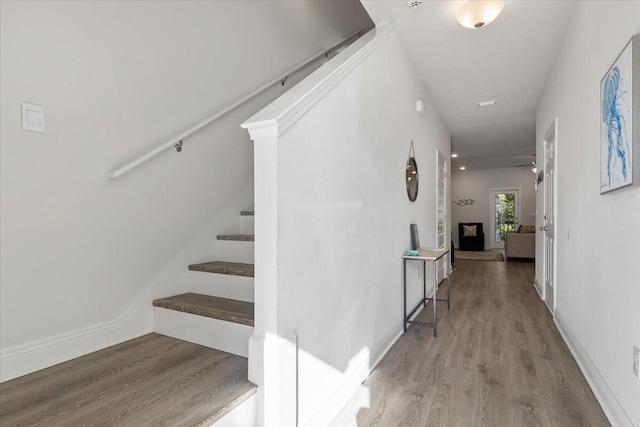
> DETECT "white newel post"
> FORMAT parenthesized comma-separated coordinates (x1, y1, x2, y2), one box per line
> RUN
(241, 121, 283, 427)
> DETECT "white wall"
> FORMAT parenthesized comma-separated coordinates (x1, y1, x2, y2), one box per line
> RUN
(244, 26, 450, 426)
(451, 167, 536, 247)
(536, 2, 640, 425)
(0, 0, 372, 380)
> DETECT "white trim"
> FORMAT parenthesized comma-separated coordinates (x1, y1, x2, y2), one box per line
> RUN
(555, 311, 633, 427)
(0, 321, 117, 382)
(241, 24, 392, 140)
(305, 325, 404, 427)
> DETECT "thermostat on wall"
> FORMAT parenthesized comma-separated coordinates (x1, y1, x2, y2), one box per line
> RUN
(22, 102, 44, 133)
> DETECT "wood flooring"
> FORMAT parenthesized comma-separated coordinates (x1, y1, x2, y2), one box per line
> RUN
(188, 261, 255, 277)
(331, 259, 610, 427)
(153, 293, 255, 326)
(0, 333, 256, 427)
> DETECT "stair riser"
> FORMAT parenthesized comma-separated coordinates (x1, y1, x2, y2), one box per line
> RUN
(154, 308, 253, 357)
(215, 240, 254, 264)
(240, 216, 255, 235)
(212, 393, 257, 427)
(189, 271, 254, 302)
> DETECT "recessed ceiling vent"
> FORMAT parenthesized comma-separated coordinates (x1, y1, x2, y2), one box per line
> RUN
(407, 0, 423, 8)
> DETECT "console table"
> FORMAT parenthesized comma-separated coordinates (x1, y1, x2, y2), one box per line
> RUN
(403, 249, 450, 337)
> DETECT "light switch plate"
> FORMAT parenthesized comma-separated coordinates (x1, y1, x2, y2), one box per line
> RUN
(21, 102, 44, 133)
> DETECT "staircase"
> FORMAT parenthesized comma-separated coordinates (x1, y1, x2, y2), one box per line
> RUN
(153, 210, 256, 425)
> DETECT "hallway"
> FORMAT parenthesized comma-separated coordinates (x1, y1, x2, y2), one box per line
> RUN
(332, 259, 609, 426)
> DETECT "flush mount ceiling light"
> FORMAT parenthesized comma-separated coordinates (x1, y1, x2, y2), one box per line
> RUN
(460, 166, 466, 170)
(456, 1, 505, 29)
(451, 153, 458, 158)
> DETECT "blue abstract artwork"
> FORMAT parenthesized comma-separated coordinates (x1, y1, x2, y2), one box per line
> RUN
(601, 39, 634, 193)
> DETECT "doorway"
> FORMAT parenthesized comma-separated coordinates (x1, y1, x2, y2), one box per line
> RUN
(435, 150, 447, 282)
(542, 119, 557, 314)
(489, 188, 520, 249)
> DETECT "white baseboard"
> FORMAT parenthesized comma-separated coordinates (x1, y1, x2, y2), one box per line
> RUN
(0, 320, 118, 383)
(554, 311, 633, 427)
(533, 277, 543, 299)
(305, 325, 403, 427)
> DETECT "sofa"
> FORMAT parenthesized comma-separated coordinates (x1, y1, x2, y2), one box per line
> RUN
(458, 223, 485, 251)
(505, 225, 535, 259)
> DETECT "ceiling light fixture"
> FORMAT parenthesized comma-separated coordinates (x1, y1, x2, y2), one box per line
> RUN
(456, 1, 505, 29)
(460, 166, 466, 170)
(477, 100, 497, 107)
(451, 153, 458, 158)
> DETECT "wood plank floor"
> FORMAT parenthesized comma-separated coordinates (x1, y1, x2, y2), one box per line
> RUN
(331, 259, 610, 427)
(0, 333, 256, 427)
(153, 293, 255, 326)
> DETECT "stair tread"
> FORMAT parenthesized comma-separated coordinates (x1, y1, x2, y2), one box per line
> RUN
(0, 333, 255, 426)
(154, 293, 254, 326)
(240, 210, 254, 216)
(189, 261, 254, 277)
(217, 234, 254, 242)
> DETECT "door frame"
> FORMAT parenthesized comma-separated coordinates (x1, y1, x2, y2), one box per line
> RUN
(488, 187, 521, 249)
(542, 118, 558, 315)
(435, 150, 448, 281)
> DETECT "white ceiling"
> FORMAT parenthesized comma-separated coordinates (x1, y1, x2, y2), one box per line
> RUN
(362, 0, 576, 170)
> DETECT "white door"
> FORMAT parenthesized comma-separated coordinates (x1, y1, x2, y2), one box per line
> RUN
(543, 120, 557, 313)
(436, 151, 447, 281)
(489, 188, 520, 249)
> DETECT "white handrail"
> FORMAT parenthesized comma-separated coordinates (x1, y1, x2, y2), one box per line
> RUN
(106, 28, 367, 179)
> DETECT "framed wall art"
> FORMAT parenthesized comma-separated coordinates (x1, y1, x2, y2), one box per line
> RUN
(600, 34, 640, 194)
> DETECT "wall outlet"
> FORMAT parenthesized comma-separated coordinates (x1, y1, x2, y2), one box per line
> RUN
(634, 346, 640, 379)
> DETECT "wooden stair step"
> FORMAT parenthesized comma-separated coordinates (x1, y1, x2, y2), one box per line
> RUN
(0, 333, 255, 426)
(217, 234, 254, 242)
(189, 261, 254, 277)
(153, 293, 254, 326)
(240, 210, 254, 216)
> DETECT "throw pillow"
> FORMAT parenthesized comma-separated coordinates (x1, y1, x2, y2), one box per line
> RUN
(520, 225, 535, 233)
(463, 225, 477, 237)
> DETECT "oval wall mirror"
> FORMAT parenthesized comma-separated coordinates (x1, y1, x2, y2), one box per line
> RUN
(406, 156, 419, 202)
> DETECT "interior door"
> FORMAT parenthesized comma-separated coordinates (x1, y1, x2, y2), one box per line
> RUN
(436, 150, 447, 282)
(490, 188, 520, 249)
(543, 121, 557, 313)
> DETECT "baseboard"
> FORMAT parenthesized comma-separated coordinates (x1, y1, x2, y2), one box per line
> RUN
(533, 277, 543, 299)
(554, 311, 633, 427)
(304, 325, 403, 427)
(0, 320, 118, 383)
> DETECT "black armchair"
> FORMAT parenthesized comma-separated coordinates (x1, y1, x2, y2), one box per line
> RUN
(458, 223, 485, 251)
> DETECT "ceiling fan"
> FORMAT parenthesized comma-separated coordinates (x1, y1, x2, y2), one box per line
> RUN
(515, 161, 536, 169)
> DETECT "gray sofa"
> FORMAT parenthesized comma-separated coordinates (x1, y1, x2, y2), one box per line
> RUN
(505, 228, 535, 259)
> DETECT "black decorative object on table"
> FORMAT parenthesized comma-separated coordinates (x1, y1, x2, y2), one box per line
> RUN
(410, 224, 420, 250)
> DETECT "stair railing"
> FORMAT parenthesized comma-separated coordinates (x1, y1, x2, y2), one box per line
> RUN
(106, 28, 368, 180)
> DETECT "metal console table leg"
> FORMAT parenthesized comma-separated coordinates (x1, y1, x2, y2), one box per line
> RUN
(402, 249, 451, 337)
